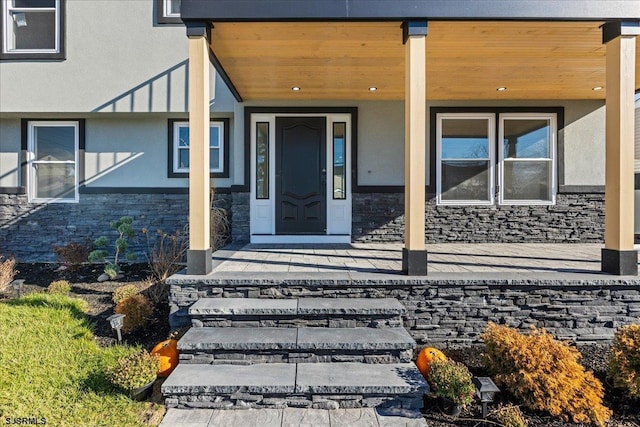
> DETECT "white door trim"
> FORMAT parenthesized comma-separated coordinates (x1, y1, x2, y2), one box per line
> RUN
(249, 112, 352, 243)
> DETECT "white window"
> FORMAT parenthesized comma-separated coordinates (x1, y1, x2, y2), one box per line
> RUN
(498, 113, 557, 205)
(436, 112, 557, 205)
(436, 113, 495, 205)
(172, 121, 224, 174)
(2, 0, 61, 56)
(163, 0, 180, 18)
(27, 121, 79, 203)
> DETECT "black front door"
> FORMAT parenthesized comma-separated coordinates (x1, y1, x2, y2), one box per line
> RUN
(275, 117, 327, 234)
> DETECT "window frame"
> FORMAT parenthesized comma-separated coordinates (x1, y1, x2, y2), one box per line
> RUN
(24, 119, 83, 203)
(498, 112, 557, 205)
(436, 112, 496, 206)
(156, 0, 182, 24)
(167, 118, 230, 178)
(1, 0, 65, 60)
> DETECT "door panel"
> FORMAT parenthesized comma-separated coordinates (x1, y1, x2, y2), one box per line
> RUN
(275, 117, 327, 234)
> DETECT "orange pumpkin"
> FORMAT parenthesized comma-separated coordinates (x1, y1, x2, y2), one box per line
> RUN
(415, 347, 447, 379)
(151, 339, 178, 377)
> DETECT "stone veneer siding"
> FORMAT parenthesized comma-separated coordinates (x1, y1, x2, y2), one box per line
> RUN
(0, 192, 233, 262)
(353, 192, 604, 243)
(168, 279, 640, 345)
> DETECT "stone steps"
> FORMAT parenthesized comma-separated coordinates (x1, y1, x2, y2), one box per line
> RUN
(164, 297, 430, 410)
(188, 297, 405, 328)
(162, 363, 428, 410)
(178, 327, 414, 364)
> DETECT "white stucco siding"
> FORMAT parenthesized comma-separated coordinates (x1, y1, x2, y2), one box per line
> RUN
(561, 100, 606, 186)
(85, 115, 233, 188)
(0, 0, 235, 113)
(0, 119, 21, 188)
(357, 102, 405, 186)
(0, 115, 234, 189)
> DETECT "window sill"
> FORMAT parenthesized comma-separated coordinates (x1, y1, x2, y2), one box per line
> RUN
(0, 52, 65, 60)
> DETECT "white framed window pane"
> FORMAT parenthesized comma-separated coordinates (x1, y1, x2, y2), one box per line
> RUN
(169, 0, 180, 15)
(210, 148, 220, 170)
(14, 0, 56, 7)
(256, 122, 269, 199)
(503, 161, 551, 201)
(178, 126, 189, 147)
(441, 119, 489, 159)
(210, 126, 220, 148)
(34, 163, 75, 199)
(34, 126, 74, 161)
(11, 10, 55, 50)
(173, 122, 224, 173)
(503, 119, 551, 159)
(178, 148, 189, 169)
(333, 122, 346, 200)
(441, 160, 490, 201)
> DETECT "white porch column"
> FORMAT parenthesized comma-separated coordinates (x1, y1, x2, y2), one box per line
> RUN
(187, 22, 212, 275)
(601, 21, 639, 275)
(402, 20, 428, 275)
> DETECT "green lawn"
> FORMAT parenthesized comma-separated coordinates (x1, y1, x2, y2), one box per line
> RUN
(0, 293, 164, 426)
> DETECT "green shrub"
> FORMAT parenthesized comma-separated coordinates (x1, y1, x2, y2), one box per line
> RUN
(112, 284, 139, 305)
(47, 280, 71, 295)
(482, 322, 611, 427)
(608, 323, 640, 399)
(428, 359, 475, 406)
(105, 350, 158, 392)
(495, 404, 528, 427)
(115, 294, 153, 333)
(88, 216, 137, 278)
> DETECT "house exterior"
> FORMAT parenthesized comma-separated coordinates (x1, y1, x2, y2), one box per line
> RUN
(1, 0, 639, 275)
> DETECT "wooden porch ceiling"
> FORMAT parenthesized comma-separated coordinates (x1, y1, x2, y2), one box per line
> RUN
(210, 21, 640, 101)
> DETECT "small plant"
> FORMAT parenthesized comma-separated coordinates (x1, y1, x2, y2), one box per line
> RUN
(211, 192, 230, 251)
(47, 280, 71, 295)
(482, 322, 611, 427)
(142, 226, 187, 283)
(88, 216, 137, 278)
(112, 284, 139, 305)
(140, 275, 168, 305)
(114, 294, 153, 333)
(0, 255, 17, 294)
(608, 323, 640, 399)
(495, 404, 528, 427)
(428, 359, 476, 406)
(53, 240, 93, 268)
(105, 350, 159, 392)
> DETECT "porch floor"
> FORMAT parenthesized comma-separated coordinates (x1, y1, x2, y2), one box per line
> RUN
(211, 243, 638, 276)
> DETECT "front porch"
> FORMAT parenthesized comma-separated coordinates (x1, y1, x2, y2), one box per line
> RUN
(168, 243, 640, 344)
(210, 243, 632, 275)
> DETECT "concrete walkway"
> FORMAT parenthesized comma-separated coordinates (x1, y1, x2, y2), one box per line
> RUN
(159, 408, 428, 427)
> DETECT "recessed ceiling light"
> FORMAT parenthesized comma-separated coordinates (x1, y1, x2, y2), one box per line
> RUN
(291, 86, 301, 91)
(368, 87, 378, 92)
(592, 86, 603, 91)
(496, 87, 507, 91)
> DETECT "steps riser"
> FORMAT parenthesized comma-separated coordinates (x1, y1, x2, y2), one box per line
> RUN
(165, 393, 424, 411)
(179, 350, 413, 365)
(191, 316, 403, 328)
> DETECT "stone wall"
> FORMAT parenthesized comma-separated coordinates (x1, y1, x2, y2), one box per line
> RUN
(353, 192, 604, 243)
(231, 192, 250, 243)
(0, 192, 232, 261)
(168, 278, 640, 345)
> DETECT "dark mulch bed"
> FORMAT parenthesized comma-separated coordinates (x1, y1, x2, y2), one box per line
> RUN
(424, 345, 640, 427)
(13, 262, 171, 349)
(8, 263, 640, 425)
